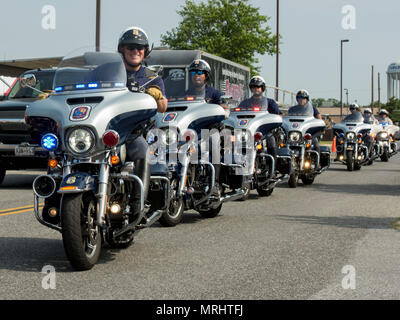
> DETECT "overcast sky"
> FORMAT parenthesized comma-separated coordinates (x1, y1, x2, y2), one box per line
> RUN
(1, 0, 399, 105)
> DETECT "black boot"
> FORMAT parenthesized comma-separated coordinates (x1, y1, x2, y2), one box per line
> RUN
(131, 159, 151, 216)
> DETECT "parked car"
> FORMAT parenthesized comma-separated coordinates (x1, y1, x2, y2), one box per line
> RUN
(0, 68, 55, 184)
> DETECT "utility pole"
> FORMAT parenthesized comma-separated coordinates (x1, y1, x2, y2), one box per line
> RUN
(340, 39, 349, 119)
(275, 0, 279, 101)
(377, 72, 381, 112)
(371, 65, 374, 111)
(96, 0, 101, 51)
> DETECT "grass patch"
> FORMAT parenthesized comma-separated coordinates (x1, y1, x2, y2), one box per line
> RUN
(392, 218, 400, 230)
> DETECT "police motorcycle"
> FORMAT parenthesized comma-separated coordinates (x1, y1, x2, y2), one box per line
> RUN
(282, 104, 330, 187)
(223, 104, 291, 199)
(151, 89, 247, 226)
(332, 112, 374, 170)
(375, 120, 399, 162)
(25, 50, 171, 270)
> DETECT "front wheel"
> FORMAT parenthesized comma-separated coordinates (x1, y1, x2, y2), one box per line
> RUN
(0, 166, 5, 185)
(256, 187, 273, 197)
(301, 175, 315, 185)
(288, 173, 298, 188)
(61, 193, 101, 271)
(199, 203, 222, 218)
(381, 149, 389, 162)
(159, 195, 184, 227)
(346, 151, 354, 171)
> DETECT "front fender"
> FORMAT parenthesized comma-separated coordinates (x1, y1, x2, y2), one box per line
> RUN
(58, 172, 96, 194)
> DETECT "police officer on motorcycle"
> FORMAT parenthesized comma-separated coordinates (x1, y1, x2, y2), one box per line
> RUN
(363, 107, 378, 124)
(118, 26, 167, 216)
(291, 89, 322, 157)
(186, 59, 230, 118)
(378, 109, 393, 125)
(237, 75, 280, 162)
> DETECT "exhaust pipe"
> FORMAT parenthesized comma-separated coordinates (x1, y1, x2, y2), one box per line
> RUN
(33, 175, 56, 198)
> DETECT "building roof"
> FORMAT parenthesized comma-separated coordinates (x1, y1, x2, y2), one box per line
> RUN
(0, 57, 62, 77)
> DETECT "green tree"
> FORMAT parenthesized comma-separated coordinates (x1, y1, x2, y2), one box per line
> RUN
(161, 0, 277, 75)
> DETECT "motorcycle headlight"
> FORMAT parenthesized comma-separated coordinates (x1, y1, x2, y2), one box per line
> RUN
(377, 131, 388, 140)
(346, 132, 355, 141)
(161, 128, 178, 146)
(67, 128, 95, 154)
(288, 131, 302, 142)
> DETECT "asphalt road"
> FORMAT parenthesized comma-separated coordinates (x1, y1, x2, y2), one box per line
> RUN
(0, 155, 400, 300)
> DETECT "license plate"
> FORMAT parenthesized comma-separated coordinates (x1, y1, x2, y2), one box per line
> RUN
(15, 146, 35, 156)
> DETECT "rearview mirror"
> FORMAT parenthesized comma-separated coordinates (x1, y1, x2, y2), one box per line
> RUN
(20, 74, 37, 88)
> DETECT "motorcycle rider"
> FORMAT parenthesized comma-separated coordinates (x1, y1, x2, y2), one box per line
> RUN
(363, 107, 378, 124)
(117, 26, 167, 216)
(186, 59, 229, 198)
(378, 109, 393, 125)
(186, 59, 230, 118)
(290, 90, 322, 161)
(237, 75, 280, 162)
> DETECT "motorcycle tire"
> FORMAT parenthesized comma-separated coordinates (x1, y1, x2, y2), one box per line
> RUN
(158, 196, 184, 227)
(61, 193, 101, 271)
(354, 162, 362, 170)
(301, 175, 315, 185)
(288, 173, 298, 188)
(0, 166, 5, 185)
(380, 150, 389, 162)
(256, 187, 273, 197)
(346, 151, 354, 171)
(105, 231, 134, 249)
(199, 203, 222, 218)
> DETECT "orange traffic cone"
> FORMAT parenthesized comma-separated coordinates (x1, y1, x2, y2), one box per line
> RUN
(331, 136, 337, 153)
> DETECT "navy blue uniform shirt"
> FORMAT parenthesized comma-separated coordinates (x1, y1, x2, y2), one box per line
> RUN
(186, 85, 223, 104)
(237, 96, 280, 114)
(127, 65, 166, 97)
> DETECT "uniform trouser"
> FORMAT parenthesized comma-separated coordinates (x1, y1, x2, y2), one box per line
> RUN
(266, 133, 277, 160)
(126, 135, 151, 214)
(312, 132, 322, 166)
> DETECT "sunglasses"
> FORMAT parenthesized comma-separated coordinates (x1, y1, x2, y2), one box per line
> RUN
(250, 85, 263, 89)
(125, 44, 145, 51)
(190, 70, 205, 76)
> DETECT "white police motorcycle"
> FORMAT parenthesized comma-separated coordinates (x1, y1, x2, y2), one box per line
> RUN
(282, 104, 330, 187)
(25, 50, 170, 270)
(223, 105, 291, 199)
(375, 120, 399, 162)
(333, 111, 373, 170)
(151, 90, 247, 226)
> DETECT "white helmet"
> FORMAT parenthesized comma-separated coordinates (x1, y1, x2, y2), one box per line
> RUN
(379, 108, 389, 116)
(364, 108, 372, 114)
(349, 103, 360, 111)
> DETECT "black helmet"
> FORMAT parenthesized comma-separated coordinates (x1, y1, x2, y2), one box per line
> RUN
(296, 89, 310, 101)
(249, 76, 266, 92)
(118, 26, 151, 57)
(189, 59, 211, 79)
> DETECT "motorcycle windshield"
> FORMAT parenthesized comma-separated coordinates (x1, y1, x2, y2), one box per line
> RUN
(342, 111, 363, 122)
(363, 115, 376, 124)
(288, 103, 313, 116)
(53, 50, 126, 93)
(162, 68, 205, 102)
